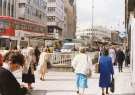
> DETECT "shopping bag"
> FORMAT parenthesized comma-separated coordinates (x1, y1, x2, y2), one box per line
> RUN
(87, 69, 92, 78)
(110, 76, 115, 93)
(95, 63, 99, 73)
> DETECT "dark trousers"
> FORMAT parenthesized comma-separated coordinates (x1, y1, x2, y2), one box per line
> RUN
(118, 62, 123, 72)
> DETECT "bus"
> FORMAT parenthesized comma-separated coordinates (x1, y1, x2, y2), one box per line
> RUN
(0, 16, 47, 49)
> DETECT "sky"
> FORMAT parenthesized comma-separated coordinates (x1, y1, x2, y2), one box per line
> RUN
(76, 0, 125, 31)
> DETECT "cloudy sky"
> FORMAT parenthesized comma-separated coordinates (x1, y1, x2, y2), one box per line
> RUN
(77, 0, 125, 31)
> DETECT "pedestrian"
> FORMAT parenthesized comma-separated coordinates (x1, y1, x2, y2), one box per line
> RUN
(99, 49, 114, 95)
(0, 53, 3, 66)
(38, 47, 50, 81)
(34, 46, 41, 66)
(72, 47, 92, 95)
(0, 51, 28, 95)
(125, 48, 130, 67)
(116, 48, 125, 72)
(22, 47, 36, 89)
(109, 46, 116, 65)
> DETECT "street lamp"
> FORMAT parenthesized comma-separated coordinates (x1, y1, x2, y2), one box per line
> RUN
(91, 0, 94, 42)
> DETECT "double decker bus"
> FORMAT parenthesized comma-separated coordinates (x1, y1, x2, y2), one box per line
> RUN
(0, 16, 47, 49)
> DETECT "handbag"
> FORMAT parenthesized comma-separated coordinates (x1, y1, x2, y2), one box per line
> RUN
(87, 69, 92, 78)
(110, 75, 115, 93)
(95, 63, 99, 73)
(47, 61, 51, 69)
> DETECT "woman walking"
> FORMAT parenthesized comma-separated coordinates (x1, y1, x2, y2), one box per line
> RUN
(22, 47, 36, 89)
(99, 49, 114, 95)
(38, 47, 50, 81)
(72, 47, 92, 95)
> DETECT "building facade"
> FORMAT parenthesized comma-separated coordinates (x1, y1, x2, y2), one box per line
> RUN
(47, 0, 64, 39)
(63, 0, 76, 39)
(111, 31, 120, 43)
(126, 0, 135, 87)
(0, 0, 16, 17)
(76, 26, 111, 41)
(16, 0, 47, 25)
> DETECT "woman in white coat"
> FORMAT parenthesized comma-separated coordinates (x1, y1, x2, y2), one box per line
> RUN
(72, 47, 92, 95)
(38, 47, 50, 81)
(22, 47, 36, 89)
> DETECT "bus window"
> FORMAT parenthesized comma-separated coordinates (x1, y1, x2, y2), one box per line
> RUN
(0, 20, 9, 29)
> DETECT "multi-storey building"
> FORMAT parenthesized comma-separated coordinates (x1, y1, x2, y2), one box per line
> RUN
(76, 26, 111, 41)
(111, 31, 120, 43)
(16, 0, 47, 25)
(0, 0, 16, 17)
(47, 0, 64, 39)
(64, 0, 76, 39)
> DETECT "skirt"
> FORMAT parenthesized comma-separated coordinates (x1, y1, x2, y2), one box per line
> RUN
(22, 67, 35, 83)
(76, 73, 88, 88)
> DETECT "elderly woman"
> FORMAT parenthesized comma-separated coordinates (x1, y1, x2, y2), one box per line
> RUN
(22, 47, 36, 89)
(0, 51, 28, 95)
(99, 49, 114, 95)
(38, 47, 50, 81)
(72, 47, 92, 95)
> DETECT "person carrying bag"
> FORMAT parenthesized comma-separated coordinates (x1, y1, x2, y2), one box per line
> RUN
(72, 47, 92, 95)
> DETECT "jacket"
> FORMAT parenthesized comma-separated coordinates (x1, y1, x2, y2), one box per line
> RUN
(71, 53, 92, 75)
(0, 67, 27, 95)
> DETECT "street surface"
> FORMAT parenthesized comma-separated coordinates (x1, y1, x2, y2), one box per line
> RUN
(14, 66, 135, 95)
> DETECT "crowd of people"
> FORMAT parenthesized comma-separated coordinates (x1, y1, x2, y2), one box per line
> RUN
(0, 46, 50, 95)
(0, 45, 130, 95)
(72, 46, 130, 95)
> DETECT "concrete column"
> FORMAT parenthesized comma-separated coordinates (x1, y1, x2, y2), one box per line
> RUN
(6, 0, 8, 16)
(14, 0, 16, 18)
(130, 12, 135, 86)
(2, 0, 3, 16)
(9, 0, 12, 16)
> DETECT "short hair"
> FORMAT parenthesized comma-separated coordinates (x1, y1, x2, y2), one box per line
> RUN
(3, 51, 25, 66)
(79, 47, 86, 53)
(103, 49, 109, 56)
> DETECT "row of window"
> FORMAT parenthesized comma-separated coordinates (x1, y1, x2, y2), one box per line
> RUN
(48, 0, 56, 2)
(48, 7, 56, 12)
(13, 21, 46, 33)
(47, 16, 55, 22)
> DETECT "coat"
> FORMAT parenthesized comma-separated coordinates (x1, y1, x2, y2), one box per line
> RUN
(0, 67, 27, 95)
(109, 49, 116, 64)
(99, 55, 114, 88)
(0, 54, 2, 66)
(71, 53, 92, 75)
(22, 48, 36, 74)
(38, 52, 49, 74)
(116, 50, 125, 63)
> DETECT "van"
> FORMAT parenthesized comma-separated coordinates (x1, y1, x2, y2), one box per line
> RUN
(61, 43, 81, 52)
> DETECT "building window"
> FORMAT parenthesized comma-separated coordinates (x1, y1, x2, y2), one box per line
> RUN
(48, 0, 56, 2)
(48, 7, 55, 12)
(19, 3, 25, 8)
(47, 16, 55, 22)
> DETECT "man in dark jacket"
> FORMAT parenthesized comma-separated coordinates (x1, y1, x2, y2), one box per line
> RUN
(116, 48, 125, 72)
(0, 53, 2, 66)
(0, 51, 28, 95)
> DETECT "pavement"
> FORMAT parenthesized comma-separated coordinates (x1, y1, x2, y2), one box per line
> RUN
(13, 66, 135, 95)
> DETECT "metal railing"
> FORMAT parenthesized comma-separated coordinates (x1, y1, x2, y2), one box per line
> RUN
(48, 52, 77, 65)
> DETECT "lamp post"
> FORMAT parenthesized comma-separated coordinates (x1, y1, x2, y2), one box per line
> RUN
(91, 0, 94, 42)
